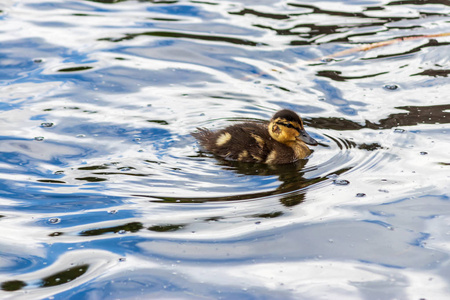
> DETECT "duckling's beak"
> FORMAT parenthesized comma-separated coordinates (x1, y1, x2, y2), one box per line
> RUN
(296, 129, 318, 146)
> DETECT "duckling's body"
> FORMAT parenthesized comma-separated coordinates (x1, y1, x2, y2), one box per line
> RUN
(192, 109, 317, 164)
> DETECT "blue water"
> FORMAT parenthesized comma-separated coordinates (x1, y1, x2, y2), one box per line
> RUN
(1, 0, 450, 299)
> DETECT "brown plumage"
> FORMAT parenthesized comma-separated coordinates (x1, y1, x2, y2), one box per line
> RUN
(192, 109, 318, 164)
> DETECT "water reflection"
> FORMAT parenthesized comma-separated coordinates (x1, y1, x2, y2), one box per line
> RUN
(79, 221, 143, 236)
(309, 104, 450, 130)
(1, 0, 450, 298)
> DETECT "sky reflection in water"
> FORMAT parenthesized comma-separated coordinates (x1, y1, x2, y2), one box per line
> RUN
(0, 0, 450, 299)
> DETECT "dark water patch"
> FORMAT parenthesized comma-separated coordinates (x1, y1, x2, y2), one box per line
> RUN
(317, 70, 389, 81)
(250, 211, 284, 219)
(57, 66, 94, 72)
(412, 69, 450, 77)
(150, 17, 184, 21)
(37, 179, 66, 184)
(2, 262, 89, 291)
(99, 30, 266, 46)
(78, 164, 110, 171)
(204, 216, 224, 222)
(1, 280, 27, 292)
(92, 172, 148, 177)
(308, 104, 450, 131)
(75, 176, 108, 182)
(147, 119, 169, 125)
(358, 143, 383, 151)
(148, 224, 186, 232)
(80, 222, 144, 236)
(41, 264, 89, 288)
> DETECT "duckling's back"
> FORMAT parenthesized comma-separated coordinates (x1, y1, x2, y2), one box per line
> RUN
(193, 122, 298, 164)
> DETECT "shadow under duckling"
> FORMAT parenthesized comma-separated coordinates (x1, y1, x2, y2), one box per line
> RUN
(192, 109, 318, 164)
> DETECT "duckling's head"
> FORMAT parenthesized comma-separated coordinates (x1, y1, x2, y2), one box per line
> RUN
(268, 109, 318, 146)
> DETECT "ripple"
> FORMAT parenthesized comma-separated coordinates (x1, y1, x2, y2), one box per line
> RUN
(2, 0, 450, 298)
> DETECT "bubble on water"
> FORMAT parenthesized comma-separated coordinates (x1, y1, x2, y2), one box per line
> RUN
(34, 136, 45, 141)
(328, 238, 334, 243)
(333, 179, 350, 186)
(384, 84, 399, 90)
(394, 128, 405, 133)
(420, 151, 428, 155)
(49, 232, 63, 236)
(108, 209, 118, 214)
(321, 57, 334, 63)
(356, 193, 366, 197)
(40, 122, 54, 128)
(48, 218, 61, 224)
(326, 174, 338, 180)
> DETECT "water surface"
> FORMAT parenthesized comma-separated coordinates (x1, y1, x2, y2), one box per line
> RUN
(1, 0, 450, 299)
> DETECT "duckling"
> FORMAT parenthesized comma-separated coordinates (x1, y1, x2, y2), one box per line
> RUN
(192, 109, 318, 164)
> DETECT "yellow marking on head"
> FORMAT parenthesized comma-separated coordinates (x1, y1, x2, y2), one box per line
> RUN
(250, 133, 265, 148)
(268, 120, 299, 144)
(215, 132, 231, 146)
(238, 150, 248, 161)
(265, 150, 278, 164)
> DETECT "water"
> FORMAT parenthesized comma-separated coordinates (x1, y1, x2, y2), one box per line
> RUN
(1, 0, 449, 299)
